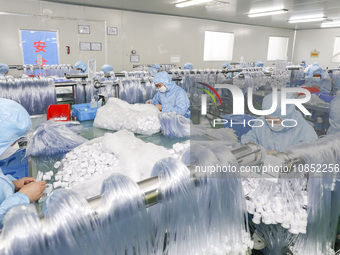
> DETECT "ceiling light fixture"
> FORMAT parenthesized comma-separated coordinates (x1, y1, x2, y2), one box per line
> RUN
(288, 16, 327, 23)
(247, 8, 288, 18)
(175, 0, 214, 8)
(321, 21, 340, 28)
(0, 11, 30, 17)
(205, 0, 230, 9)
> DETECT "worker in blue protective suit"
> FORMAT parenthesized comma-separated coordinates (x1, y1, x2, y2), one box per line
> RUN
(148, 63, 161, 77)
(305, 63, 323, 78)
(326, 95, 340, 242)
(299, 60, 307, 69)
(222, 62, 233, 78)
(0, 98, 46, 228)
(0, 63, 9, 76)
(256, 60, 267, 73)
(146, 71, 190, 118)
(305, 62, 321, 77)
(305, 63, 331, 93)
(101, 64, 113, 74)
(183, 62, 193, 70)
(98, 64, 115, 83)
(152, 63, 161, 71)
(256, 60, 264, 68)
(75, 60, 88, 74)
(222, 62, 232, 69)
(333, 76, 340, 94)
(241, 92, 318, 154)
(327, 95, 340, 134)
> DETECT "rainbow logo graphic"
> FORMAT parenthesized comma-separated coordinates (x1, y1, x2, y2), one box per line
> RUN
(198, 82, 223, 106)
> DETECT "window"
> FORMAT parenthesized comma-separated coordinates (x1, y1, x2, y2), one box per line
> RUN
(267, 36, 289, 61)
(332, 37, 340, 62)
(204, 31, 234, 61)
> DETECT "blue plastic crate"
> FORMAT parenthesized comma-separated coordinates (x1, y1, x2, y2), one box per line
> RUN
(72, 103, 99, 121)
(0, 149, 29, 179)
(297, 79, 305, 85)
(221, 114, 257, 140)
(318, 92, 335, 103)
(54, 79, 73, 83)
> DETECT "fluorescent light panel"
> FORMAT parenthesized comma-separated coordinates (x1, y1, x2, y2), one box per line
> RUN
(0, 11, 30, 17)
(321, 22, 340, 28)
(288, 15, 327, 23)
(248, 9, 288, 18)
(175, 0, 213, 8)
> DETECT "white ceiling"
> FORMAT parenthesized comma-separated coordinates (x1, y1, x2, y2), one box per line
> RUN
(42, 0, 340, 30)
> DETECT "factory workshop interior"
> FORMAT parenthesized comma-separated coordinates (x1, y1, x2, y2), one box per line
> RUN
(1, 0, 340, 254)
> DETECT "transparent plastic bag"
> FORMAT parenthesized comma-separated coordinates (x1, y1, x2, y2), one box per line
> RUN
(93, 97, 161, 135)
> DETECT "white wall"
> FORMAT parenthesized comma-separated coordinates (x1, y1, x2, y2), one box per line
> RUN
(294, 28, 340, 68)
(0, 0, 295, 73)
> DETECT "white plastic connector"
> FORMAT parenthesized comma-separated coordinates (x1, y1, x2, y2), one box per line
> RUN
(77, 169, 86, 176)
(53, 181, 61, 189)
(36, 171, 44, 182)
(43, 174, 51, 181)
(299, 225, 307, 234)
(262, 213, 272, 225)
(80, 161, 88, 169)
(54, 175, 61, 181)
(61, 182, 69, 188)
(66, 168, 73, 175)
(252, 213, 261, 224)
(54, 161, 62, 169)
(281, 222, 290, 229)
(87, 168, 95, 174)
(275, 212, 284, 224)
(247, 202, 256, 214)
(46, 171, 54, 176)
(289, 222, 300, 235)
(43, 184, 53, 196)
(62, 175, 70, 182)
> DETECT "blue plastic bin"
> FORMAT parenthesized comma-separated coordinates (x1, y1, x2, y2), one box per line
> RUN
(72, 103, 99, 121)
(54, 79, 73, 83)
(0, 149, 29, 179)
(221, 114, 257, 140)
(318, 92, 335, 103)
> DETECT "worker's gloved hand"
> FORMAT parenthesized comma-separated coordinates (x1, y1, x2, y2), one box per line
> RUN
(155, 104, 162, 111)
(13, 177, 36, 191)
(18, 181, 46, 203)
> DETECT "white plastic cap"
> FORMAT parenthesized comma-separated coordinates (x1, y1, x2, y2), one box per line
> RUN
(252, 213, 261, 224)
(46, 171, 54, 176)
(281, 222, 290, 229)
(62, 175, 70, 182)
(289, 226, 300, 235)
(43, 184, 53, 196)
(43, 175, 51, 181)
(54, 174, 61, 181)
(54, 161, 62, 169)
(298, 226, 307, 234)
(53, 181, 61, 189)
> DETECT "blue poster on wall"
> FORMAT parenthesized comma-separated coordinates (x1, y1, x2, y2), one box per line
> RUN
(20, 30, 59, 75)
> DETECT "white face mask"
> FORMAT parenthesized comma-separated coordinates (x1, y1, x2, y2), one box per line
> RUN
(0, 143, 19, 160)
(268, 123, 285, 132)
(311, 77, 321, 82)
(158, 86, 167, 93)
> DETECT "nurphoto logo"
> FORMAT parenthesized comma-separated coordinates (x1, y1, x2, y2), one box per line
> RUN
(199, 83, 312, 128)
